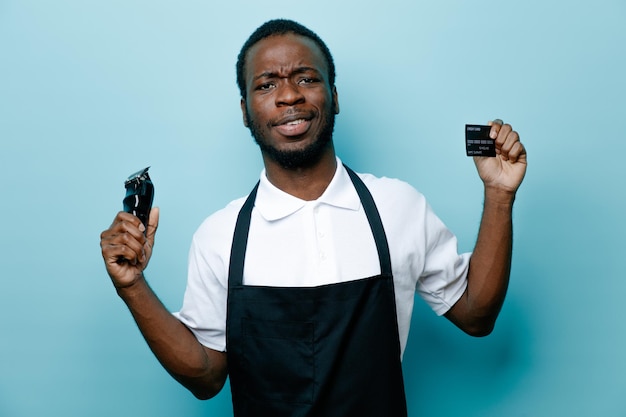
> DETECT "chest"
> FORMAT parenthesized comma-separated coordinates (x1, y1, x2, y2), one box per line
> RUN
(243, 202, 381, 286)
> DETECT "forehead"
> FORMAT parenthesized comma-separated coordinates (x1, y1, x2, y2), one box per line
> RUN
(244, 33, 329, 78)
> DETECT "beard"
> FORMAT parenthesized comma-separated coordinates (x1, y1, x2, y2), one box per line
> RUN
(246, 108, 336, 170)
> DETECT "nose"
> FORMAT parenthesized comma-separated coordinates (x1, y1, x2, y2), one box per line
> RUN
(275, 80, 305, 106)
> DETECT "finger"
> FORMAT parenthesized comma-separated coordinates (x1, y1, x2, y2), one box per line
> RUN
(499, 128, 521, 161)
(495, 123, 512, 145)
(111, 212, 146, 239)
(490, 123, 511, 159)
(101, 222, 146, 264)
(495, 126, 515, 157)
(505, 140, 526, 163)
(101, 238, 142, 266)
(110, 211, 144, 231)
(488, 118, 504, 139)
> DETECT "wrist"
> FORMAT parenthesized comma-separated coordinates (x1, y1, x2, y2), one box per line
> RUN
(483, 186, 516, 207)
(115, 273, 147, 297)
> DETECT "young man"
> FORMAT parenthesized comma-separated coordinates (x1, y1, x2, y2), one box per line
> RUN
(100, 19, 526, 417)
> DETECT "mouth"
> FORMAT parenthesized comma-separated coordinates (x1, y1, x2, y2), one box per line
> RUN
(272, 113, 314, 137)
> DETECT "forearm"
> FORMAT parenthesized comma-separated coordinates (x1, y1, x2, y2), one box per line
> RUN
(116, 276, 227, 399)
(447, 187, 515, 336)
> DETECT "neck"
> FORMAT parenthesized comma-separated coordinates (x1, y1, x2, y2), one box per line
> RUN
(262, 145, 337, 201)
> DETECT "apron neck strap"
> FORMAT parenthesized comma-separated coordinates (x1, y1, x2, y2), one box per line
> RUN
(228, 181, 259, 287)
(343, 164, 392, 276)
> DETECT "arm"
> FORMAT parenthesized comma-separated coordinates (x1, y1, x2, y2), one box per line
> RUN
(100, 208, 228, 399)
(445, 120, 527, 336)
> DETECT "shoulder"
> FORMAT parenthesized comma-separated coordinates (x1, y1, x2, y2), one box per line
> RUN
(192, 195, 248, 248)
(355, 171, 428, 213)
(350, 170, 438, 243)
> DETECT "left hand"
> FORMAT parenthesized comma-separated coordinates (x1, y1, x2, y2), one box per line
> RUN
(473, 119, 527, 194)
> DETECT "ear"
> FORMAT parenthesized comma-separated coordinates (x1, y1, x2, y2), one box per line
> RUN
(240, 98, 249, 127)
(332, 86, 340, 115)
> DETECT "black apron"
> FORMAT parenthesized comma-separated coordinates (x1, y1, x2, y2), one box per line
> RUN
(226, 166, 408, 417)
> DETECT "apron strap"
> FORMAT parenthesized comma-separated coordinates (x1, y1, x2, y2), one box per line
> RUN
(228, 182, 259, 287)
(343, 164, 392, 276)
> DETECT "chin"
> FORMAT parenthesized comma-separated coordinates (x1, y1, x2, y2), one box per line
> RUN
(249, 112, 336, 169)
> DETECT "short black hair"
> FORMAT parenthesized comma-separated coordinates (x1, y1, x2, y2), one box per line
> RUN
(236, 19, 336, 99)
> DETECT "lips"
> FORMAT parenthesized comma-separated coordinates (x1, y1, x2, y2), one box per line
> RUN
(272, 113, 314, 137)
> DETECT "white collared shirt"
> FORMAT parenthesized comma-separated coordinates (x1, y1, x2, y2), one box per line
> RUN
(174, 158, 470, 356)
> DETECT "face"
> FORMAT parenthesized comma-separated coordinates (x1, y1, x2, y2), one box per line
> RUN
(241, 33, 339, 170)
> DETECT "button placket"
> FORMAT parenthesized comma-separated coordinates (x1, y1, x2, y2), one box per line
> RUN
(314, 204, 337, 282)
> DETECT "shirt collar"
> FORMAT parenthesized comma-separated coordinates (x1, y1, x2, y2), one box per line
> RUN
(254, 157, 362, 221)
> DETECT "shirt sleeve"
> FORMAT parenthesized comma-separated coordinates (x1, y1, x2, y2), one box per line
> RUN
(416, 202, 470, 316)
(172, 199, 244, 352)
(362, 174, 469, 317)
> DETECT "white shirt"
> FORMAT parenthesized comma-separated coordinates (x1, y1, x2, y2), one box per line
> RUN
(174, 158, 470, 357)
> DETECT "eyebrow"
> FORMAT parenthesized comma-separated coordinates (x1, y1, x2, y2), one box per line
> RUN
(253, 66, 321, 82)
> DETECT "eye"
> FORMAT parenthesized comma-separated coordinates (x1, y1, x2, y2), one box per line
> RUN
(298, 77, 318, 85)
(256, 82, 275, 91)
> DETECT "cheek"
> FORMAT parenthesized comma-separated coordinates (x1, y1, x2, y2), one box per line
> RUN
(247, 98, 273, 123)
(312, 90, 334, 110)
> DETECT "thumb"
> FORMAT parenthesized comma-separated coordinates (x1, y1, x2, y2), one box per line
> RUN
(146, 206, 160, 247)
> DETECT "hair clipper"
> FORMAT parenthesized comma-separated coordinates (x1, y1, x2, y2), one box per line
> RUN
(123, 167, 154, 232)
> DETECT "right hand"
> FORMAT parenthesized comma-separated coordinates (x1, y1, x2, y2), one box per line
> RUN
(100, 207, 160, 288)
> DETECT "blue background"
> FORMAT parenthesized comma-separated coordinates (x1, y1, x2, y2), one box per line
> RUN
(1, 1, 625, 416)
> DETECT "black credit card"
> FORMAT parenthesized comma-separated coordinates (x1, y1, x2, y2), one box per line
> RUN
(465, 124, 496, 157)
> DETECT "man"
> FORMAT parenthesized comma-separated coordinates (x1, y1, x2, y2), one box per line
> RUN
(100, 19, 526, 417)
